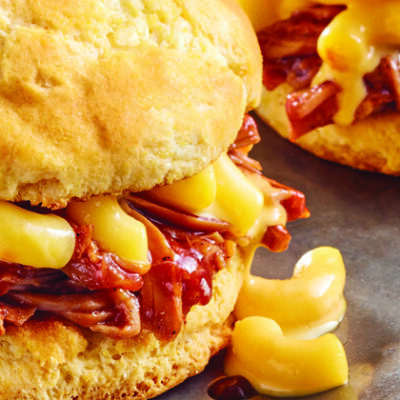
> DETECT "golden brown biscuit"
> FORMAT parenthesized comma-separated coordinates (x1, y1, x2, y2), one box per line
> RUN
(0, 0, 261, 208)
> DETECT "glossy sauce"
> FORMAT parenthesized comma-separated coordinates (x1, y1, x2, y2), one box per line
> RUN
(208, 375, 257, 400)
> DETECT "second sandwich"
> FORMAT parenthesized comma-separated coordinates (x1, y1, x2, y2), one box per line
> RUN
(242, 0, 400, 175)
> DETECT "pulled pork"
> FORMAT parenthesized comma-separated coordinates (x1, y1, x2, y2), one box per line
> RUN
(259, 5, 400, 139)
(0, 115, 308, 340)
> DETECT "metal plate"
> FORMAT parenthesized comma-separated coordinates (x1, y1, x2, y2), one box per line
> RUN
(156, 118, 400, 400)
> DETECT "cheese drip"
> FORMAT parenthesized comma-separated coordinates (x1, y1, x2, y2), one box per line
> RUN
(314, 2, 387, 125)
(148, 153, 287, 238)
(147, 165, 217, 213)
(0, 201, 75, 269)
(235, 247, 346, 339)
(238, 0, 400, 124)
(224, 316, 348, 397)
(225, 246, 348, 397)
(67, 195, 149, 266)
(200, 154, 265, 236)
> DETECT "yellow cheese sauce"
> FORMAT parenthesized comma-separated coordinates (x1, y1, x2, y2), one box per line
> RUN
(238, 0, 400, 124)
(245, 172, 288, 240)
(197, 153, 265, 237)
(199, 154, 286, 239)
(225, 247, 349, 397)
(235, 246, 347, 339)
(67, 195, 150, 267)
(224, 316, 348, 397)
(146, 164, 217, 213)
(0, 201, 75, 269)
(314, 2, 388, 125)
(0, 152, 287, 270)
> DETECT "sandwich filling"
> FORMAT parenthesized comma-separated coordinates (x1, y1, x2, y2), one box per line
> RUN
(0, 115, 308, 341)
(258, 2, 400, 139)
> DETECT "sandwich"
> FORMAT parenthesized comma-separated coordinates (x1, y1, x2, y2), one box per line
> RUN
(241, 0, 400, 175)
(0, 1, 308, 399)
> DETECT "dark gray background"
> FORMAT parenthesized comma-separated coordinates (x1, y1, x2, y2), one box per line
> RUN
(156, 117, 400, 400)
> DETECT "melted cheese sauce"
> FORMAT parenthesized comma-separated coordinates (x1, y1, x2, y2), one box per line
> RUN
(239, 0, 400, 124)
(198, 154, 265, 237)
(199, 154, 286, 239)
(314, 2, 389, 125)
(225, 247, 349, 397)
(67, 195, 150, 266)
(244, 172, 287, 242)
(224, 316, 348, 397)
(235, 247, 347, 340)
(0, 201, 75, 269)
(0, 153, 286, 270)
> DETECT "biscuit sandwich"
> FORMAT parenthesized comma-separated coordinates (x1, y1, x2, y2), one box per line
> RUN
(239, 0, 400, 175)
(0, 1, 308, 399)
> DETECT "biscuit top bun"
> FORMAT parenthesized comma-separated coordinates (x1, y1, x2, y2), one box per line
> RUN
(0, 0, 261, 208)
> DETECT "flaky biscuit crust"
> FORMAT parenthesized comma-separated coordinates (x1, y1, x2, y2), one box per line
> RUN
(0, 247, 250, 400)
(0, 0, 261, 208)
(257, 85, 400, 176)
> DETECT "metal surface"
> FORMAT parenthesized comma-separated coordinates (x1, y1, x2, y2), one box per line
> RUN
(156, 118, 400, 400)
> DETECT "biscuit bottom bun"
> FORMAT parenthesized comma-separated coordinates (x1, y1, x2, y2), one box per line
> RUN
(240, 0, 400, 175)
(0, 1, 309, 399)
(0, 248, 248, 400)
